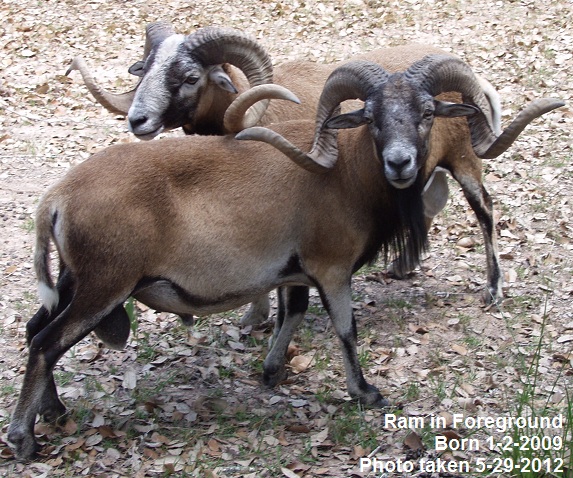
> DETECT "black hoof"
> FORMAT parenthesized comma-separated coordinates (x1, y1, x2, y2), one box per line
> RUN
(356, 384, 390, 408)
(364, 394, 391, 408)
(262, 367, 288, 388)
(179, 314, 194, 326)
(7, 428, 41, 462)
(483, 288, 502, 306)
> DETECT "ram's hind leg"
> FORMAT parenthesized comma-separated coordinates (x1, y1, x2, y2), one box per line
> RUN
(319, 282, 388, 407)
(26, 267, 75, 345)
(263, 286, 308, 387)
(8, 290, 126, 461)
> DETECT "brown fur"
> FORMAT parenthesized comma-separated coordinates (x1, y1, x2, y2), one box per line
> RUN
(235, 47, 501, 302)
(8, 120, 424, 460)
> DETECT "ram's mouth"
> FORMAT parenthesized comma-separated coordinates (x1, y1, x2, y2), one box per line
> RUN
(133, 125, 164, 141)
(389, 176, 416, 190)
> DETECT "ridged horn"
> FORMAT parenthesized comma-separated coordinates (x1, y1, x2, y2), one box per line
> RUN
(224, 84, 301, 133)
(406, 54, 565, 158)
(236, 126, 336, 174)
(143, 21, 176, 58)
(478, 97, 565, 158)
(65, 22, 176, 115)
(65, 56, 137, 115)
(185, 28, 274, 128)
(236, 61, 391, 173)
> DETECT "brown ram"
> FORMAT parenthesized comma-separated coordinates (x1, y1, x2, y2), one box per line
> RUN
(67, 24, 506, 336)
(8, 56, 563, 460)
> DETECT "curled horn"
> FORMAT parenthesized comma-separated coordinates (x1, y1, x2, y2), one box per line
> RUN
(224, 85, 301, 133)
(479, 97, 565, 158)
(237, 61, 390, 173)
(65, 56, 137, 115)
(185, 28, 274, 128)
(143, 21, 176, 58)
(65, 21, 176, 115)
(406, 55, 565, 158)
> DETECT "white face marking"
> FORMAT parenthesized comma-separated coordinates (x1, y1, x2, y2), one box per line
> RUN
(128, 34, 185, 135)
(146, 34, 185, 77)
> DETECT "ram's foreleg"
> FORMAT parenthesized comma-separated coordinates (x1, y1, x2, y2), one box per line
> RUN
(319, 281, 389, 407)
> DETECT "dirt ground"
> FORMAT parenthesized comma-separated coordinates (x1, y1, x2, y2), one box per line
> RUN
(0, 0, 572, 477)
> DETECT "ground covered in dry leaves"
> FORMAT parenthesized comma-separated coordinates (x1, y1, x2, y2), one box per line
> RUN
(0, 0, 572, 477)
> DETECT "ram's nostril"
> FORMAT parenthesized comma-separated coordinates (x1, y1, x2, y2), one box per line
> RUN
(129, 115, 149, 130)
(388, 156, 411, 172)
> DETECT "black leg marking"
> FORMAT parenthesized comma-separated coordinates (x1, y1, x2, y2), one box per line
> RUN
(318, 284, 389, 407)
(9, 291, 126, 461)
(179, 314, 195, 326)
(263, 286, 309, 387)
(456, 177, 503, 303)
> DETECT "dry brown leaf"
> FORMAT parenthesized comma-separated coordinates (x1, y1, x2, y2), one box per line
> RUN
(281, 468, 301, 478)
(310, 428, 329, 447)
(122, 368, 137, 389)
(290, 354, 313, 374)
(460, 382, 475, 395)
(277, 430, 289, 446)
(403, 431, 424, 451)
(456, 237, 475, 249)
(62, 419, 78, 435)
(65, 438, 85, 452)
(450, 344, 468, 356)
(286, 425, 311, 434)
(353, 444, 367, 458)
(207, 438, 220, 452)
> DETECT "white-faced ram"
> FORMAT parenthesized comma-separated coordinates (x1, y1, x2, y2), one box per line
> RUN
(67, 22, 275, 138)
(8, 57, 563, 461)
(67, 22, 284, 328)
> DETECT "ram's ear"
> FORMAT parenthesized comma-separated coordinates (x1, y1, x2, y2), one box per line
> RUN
(434, 100, 479, 118)
(209, 65, 238, 94)
(325, 109, 372, 129)
(128, 61, 145, 77)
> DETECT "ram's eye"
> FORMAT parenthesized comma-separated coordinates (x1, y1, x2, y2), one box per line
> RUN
(185, 75, 199, 85)
(422, 108, 434, 120)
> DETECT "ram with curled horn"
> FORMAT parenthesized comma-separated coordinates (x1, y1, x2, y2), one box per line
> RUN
(67, 21, 275, 137)
(66, 22, 285, 330)
(66, 23, 515, 310)
(66, 22, 176, 116)
(232, 55, 565, 388)
(6, 59, 563, 460)
(240, 54, 563, 302)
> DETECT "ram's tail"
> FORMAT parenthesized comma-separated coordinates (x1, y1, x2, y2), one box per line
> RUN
(34, 201, 59, 312)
